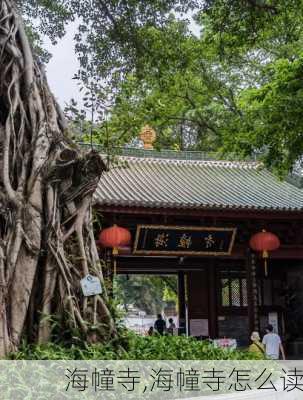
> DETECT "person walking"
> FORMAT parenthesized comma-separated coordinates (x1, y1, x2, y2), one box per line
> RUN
(154, 314, 166, 335)
(167, 318, 176, 335)
(248, 331, 265, 357)
(262, 324, 286, 360)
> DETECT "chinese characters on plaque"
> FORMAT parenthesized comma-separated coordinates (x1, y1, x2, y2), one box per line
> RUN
(133, 225, 236, 255)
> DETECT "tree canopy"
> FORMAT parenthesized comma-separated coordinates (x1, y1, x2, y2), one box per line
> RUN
(63, 0, 303, 177)
(116, 275, 177, 315)
(18, 0, 303, 173)
(201, 0, 303, 175)
(21, 1, 303, 177)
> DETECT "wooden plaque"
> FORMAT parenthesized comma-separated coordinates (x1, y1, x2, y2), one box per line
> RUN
(133, 225, 236, 256)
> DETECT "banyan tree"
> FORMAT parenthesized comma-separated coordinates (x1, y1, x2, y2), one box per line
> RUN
(0, 0, 116, 357)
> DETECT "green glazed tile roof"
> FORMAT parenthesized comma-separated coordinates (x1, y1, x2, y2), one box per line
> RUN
(94, 152, 303, 212)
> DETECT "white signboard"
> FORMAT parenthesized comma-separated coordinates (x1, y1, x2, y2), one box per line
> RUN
(213, 338, 237, 350)
(80, 274, 102, 297)
(190, 319, 209, 337)
(268, 312, 279, 334)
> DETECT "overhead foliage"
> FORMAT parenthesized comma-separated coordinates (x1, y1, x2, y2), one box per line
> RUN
(83, 1, 303, 160)
(87, 17, 245, 151)
(225, 56, 303, 175)
(19, 1, 303, 171)
(200, 0, 303, 174)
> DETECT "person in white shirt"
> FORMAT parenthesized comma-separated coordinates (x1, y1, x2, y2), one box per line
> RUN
(262, 324, 286, 360)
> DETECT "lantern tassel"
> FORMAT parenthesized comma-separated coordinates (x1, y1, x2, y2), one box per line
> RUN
(263, 250, 269, 276)
(113, 249, 117, 297)
(112, 247, 118, 276)
(264, 258, 268, 277)
(113, 258, 117, 276)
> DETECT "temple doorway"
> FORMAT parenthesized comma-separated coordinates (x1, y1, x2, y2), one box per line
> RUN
(115, 273, 178, 335)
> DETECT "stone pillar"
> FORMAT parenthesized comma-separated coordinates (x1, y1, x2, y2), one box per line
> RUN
(208, 262, 218, 338)
(178, 271, 186, 334)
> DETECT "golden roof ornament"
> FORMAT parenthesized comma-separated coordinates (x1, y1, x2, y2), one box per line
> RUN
(139, 125, 156, 150)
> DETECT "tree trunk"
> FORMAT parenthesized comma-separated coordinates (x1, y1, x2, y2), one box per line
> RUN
(0, 0, 115, 357)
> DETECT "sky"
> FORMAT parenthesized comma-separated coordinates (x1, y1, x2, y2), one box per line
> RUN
(44, 22, 80, 108)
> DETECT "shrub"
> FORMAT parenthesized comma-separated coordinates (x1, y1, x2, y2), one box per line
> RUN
(9, 333, 262, 360)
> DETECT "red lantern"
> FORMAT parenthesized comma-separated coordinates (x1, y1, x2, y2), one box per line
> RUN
(249, 230, 280, 276)
(99, 225, 131, 276)
(99, 225, 131, 254)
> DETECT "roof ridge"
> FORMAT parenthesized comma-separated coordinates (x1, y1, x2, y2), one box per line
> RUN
(107, 154, 262, 170)
(82, 143, 260, 162)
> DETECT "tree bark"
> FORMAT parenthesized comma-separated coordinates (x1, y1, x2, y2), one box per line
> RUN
(0, 0, 115, 357)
